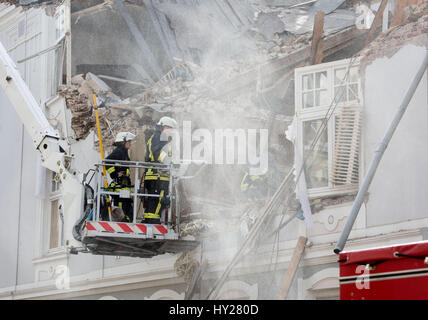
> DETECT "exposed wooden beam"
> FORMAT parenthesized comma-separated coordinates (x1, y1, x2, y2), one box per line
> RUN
(277, 236, 307, 300)
(391, 0, 404, 27)
(322, 36, 357, 58)
(310, 10, 325, 65)
(365, 0, 389, 46)
(390, 0, 421, 27)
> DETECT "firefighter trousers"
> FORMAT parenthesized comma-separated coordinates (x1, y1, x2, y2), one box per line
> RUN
(143, 180, 169, 224)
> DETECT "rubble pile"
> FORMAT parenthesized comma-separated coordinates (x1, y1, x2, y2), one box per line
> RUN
(62, 1, 368, 145)
(247, 0, 363, 60)
(60, 72, 147, 145)
(59, 86, 96, 140)
(179, 219, 213, 238)
(174, 251, 199, 285)
(252, 24, 312, 60)
(63, 56, 274, 151)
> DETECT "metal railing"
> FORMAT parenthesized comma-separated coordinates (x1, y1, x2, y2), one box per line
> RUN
(92, 159, 175, 228)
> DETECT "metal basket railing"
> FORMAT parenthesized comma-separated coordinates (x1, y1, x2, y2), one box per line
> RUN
(93, 159, 175, 228)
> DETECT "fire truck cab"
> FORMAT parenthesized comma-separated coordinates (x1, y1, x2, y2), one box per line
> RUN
(339, 241, 428, 300)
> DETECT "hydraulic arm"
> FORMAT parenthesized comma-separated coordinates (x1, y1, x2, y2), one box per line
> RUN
(0, 40, 84, 249)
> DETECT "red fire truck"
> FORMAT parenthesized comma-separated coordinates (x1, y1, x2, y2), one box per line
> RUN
(339, 241, 428, 300)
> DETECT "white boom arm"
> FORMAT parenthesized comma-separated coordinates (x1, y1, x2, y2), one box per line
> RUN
(0, 40, 84, 248)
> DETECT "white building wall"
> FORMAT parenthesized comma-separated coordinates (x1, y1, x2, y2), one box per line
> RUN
(0, 89, 23, 288)
(0, 5, 50, 289)
(363, 45, 428, 227)
(0, 5, 63, 288)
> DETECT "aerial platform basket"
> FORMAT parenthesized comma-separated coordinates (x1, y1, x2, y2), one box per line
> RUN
(76, 160, 199, 258)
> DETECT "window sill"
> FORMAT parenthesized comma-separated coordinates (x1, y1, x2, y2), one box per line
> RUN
(307, 184, 358, 200)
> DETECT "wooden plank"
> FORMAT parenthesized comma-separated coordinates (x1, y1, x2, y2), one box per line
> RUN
(277, 236, 307, 300)
(310, 10, 325, 65)
(322, 37, 357, 58)
(391, 0, 405, 27)
(390, 0, 420, 27)
(365, 0, 389, 46)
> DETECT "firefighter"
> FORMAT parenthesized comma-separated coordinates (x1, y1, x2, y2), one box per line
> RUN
(142, 116, 177, 224)
(240, 170, 268, 202)
(240, 145, 287, 201)
(105, 132, 136, 222)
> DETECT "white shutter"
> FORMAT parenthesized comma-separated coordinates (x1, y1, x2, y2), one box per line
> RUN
(331, 105, 362, 186)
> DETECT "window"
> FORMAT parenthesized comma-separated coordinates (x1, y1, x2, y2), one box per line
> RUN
(47, 171, 64, 251)
(295, 59, 362, 197)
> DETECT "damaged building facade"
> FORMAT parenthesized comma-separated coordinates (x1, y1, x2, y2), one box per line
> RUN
(0, 0, 427, 299)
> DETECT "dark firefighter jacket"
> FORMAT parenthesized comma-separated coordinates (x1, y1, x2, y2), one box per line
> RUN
(145, 128, 172, 181)
(105, 145, 130, 181)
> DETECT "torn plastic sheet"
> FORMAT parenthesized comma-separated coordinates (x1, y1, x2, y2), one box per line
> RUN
(285, 117, 313, 228)
(295, 153, 313, 228)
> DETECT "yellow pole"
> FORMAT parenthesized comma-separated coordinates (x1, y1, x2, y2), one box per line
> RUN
(92, 94, 112, 221)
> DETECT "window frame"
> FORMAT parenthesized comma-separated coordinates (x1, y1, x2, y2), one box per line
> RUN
(295, 58, 362, 198)
(45, 171, 65, 255)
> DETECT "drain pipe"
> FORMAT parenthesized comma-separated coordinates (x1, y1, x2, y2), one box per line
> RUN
(334, 50, 428, 254)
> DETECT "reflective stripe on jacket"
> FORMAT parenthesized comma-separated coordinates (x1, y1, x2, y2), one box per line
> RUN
(145, 130, 172, 181)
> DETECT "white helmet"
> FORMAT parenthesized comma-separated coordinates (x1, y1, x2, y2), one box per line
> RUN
(114, 132, 136, 143)
(157, 116, 177, 129)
